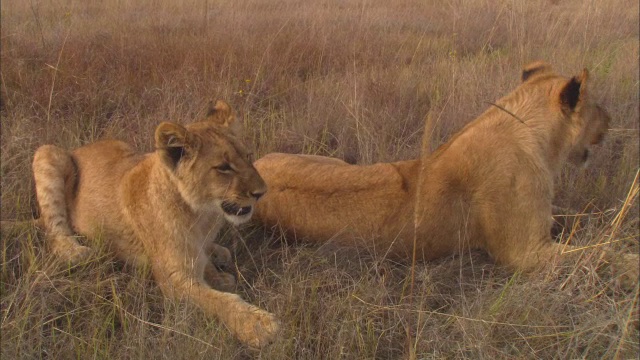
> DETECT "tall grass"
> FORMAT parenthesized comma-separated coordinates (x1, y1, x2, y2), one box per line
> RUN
(1, 0, 638, 358)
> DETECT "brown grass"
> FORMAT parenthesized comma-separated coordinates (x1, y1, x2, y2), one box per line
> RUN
(1, 0, 638, 358)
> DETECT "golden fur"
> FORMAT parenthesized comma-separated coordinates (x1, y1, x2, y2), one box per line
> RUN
(33, 100, 279, 347)
(255, 62, 638, 287)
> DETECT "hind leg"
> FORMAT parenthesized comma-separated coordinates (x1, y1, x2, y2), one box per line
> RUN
(33, 145, 91, 264)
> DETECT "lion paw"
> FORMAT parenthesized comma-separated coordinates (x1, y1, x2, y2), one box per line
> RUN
(235, 307, 280, 348)
(211, 244, 232, 269)
(52, 236, 92, 265)
(209, 272, 237, 293)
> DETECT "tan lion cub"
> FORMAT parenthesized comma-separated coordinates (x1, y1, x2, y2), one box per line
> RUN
(33, 100, 279, 347)
(254, 62, 638, 287)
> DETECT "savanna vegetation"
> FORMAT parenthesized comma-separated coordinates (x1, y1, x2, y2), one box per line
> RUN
(1, 0, 638, 358)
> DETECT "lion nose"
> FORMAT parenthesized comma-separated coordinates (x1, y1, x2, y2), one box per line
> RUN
(250, 190, 265, 201)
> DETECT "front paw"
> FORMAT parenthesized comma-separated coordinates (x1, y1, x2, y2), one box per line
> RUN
(234, 307, 281, 348)
(204, 260, 237, 292)
(211, 244, 233, 269)
(214, 272, 237, 292)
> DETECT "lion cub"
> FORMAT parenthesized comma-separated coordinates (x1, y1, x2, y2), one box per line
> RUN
(33, 100, 279, 347)
(254, 62, 638, 287)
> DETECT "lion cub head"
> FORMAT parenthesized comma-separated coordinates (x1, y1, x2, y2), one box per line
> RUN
(566, 102, 610, 166)
(154, 100, 266, 225)
(521, 61, 611, 167)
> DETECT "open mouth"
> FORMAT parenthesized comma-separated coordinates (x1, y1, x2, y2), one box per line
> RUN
(221, 201, 252, 217)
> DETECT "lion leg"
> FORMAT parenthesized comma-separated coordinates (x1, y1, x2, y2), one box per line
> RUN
(203, 243, 236, 291)
(481, 198, 637, 290)
(152, 262, 279, 348)
(203, 243, 236, 292)
(32, 145, 91, 264)
(208, 243, 232, 269)
(493, 239, 639, 290)
(204, 261, 237, 292)
(501, 240, 583, 270)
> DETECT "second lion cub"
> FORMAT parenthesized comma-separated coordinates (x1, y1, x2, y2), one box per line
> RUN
(254, 62, 638, 287)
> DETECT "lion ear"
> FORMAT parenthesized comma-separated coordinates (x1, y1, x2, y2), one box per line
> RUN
(559, 68, 588, 113)
(521, 61, 553, 82)
(155, 122, 200, 168)
(205, 99, 240, 129)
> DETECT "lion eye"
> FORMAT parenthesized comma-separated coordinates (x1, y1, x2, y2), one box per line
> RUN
(214, 163, 234, 173)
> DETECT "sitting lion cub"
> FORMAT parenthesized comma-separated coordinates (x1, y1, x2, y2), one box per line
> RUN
(33, 100, 279, 347)
(254, 62, 638, 287)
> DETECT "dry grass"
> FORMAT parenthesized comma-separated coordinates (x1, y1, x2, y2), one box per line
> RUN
(1, 0, 638, 358)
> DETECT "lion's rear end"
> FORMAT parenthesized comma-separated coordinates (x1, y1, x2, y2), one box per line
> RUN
(69, 140, 142, 243)
(33, 144, 92, 263)
(33, 140, 144, 264)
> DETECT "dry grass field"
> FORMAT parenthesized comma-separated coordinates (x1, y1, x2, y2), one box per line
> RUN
(1, 0, 638, 358)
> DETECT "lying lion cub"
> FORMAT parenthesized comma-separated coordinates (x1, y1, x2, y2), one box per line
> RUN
(254, 62, 638, 287)
(33, 100, 279, 347)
